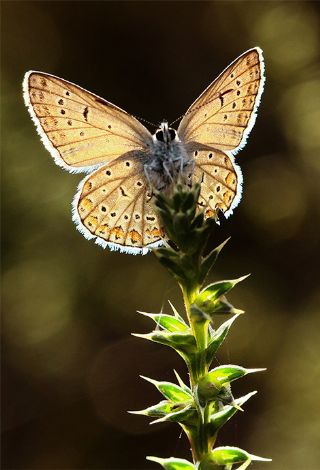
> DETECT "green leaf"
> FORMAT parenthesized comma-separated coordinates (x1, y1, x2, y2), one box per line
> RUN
(190, 304, 211, 323)
(199, 447, 271, 469)
(129, 400, 174, 418)
(138, 311, 188, 332)
(133, 330, 197, 354)
(212, 297, 244, 315)
(147, 456, 196, 470)
(155, 254, 187, 280)
(197, 275, 249, 303)
(208, 391, 257, 434)
(199, 238, 230, 284)
(168, 300, 185, 321)
(141, 376, 192, 402)
(197, 366, 265, 402)
(206, 365, 266, 386)
(193, 295, 244, 317)
(151, 403, 196, 424)
(173, 370, 192, 395)
(156, 247, 180, 259)
(206, 314, 241, 365)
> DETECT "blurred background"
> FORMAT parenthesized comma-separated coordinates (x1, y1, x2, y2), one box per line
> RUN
(2, 1, 320, 469)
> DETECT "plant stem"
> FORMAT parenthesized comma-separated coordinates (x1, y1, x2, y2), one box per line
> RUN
(181, 284, 211, 463)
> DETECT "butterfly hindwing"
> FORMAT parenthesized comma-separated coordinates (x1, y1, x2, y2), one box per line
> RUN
(192, 148, 241, 218)
(73, 153, 164, 254)
(178, 48, 265, 154)
(23, 71, 152, 173)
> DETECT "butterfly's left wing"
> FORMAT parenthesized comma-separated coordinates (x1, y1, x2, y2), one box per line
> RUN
(23, 71, 153, 173)
(73, 153, 165, 254)
(177, 48, 265, 155)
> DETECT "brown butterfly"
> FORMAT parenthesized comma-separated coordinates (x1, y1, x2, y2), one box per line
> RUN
(23, 47, 265, 254)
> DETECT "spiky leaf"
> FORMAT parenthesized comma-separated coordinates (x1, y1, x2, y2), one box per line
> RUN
(147, 456, 196, 470)
(208, 391, 257, 435)
(206, 314, 241, 364)
(133, 330, 197, 355)
(141, 376, 192, 402)
(138, 312, 188, 332)
(151, 403, 195, 424)
(199, 238, 230, 284)
(199, 447, 271, 469)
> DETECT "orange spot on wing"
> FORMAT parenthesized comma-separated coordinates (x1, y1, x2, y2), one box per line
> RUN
(223, 191, 233, 204)
(146, 227, 165, 239)
(96, 224, 109, 237)
(129, 229, 142, 243)
(225, 173, 235, 187)
(111, 226, 125, 239)
(83, 181, 93, 193)
(79, 198, 93, 212)
(205, 209, 215, 218)
(84, 215, 98, 230)
(216, 202, 227, 211)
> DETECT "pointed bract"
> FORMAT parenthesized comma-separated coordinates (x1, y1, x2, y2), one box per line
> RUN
(199, 238, 230, 284)
(140, 376, 192, 402)
(199, 447, 271, 469)
(206, 314, 241, 365)
(147, 456, 196, 470)
(138, 311, 188, 332)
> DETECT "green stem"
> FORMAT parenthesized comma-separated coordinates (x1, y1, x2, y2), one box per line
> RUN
(182, 284, 211, 463)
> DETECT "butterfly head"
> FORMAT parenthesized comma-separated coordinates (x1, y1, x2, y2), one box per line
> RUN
(154, 121, 177, 145)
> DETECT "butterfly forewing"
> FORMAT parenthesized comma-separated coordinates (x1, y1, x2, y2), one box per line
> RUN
(178, 48, 265, 154)
(73, 154, 164, 254)
(23, 72, 152, 172)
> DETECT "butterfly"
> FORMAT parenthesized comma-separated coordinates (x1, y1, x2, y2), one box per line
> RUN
(23, 47, 265, 255)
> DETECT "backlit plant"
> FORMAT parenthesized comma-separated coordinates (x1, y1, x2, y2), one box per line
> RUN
(132, 183, 271, 470)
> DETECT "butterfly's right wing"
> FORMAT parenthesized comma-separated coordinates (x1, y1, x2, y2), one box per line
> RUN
(178, 48, 265, 218)
(73, 153, 164, 254)
(192, 148, 242, 219)
(178, 48, 265, 155)
(23, 71, 153, 173)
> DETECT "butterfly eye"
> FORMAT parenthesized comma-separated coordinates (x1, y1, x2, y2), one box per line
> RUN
(169, 128, 176, 141)
(155, 130, 164, 142)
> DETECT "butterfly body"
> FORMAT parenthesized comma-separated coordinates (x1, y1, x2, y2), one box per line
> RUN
(23, 47, 265, 254)
(145, 121, 192, 191)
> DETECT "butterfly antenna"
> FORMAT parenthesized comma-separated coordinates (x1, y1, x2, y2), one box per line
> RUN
(170, 92, 222, 127)
(170, 113, 185, 127)
(132, 114, 157, 129)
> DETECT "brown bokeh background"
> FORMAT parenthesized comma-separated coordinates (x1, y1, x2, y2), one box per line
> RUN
(2, 1, 320, 469)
